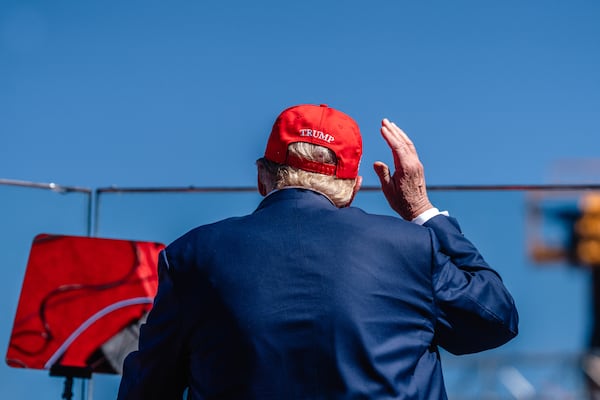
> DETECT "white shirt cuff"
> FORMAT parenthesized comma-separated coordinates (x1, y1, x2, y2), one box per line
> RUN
(411, 207, 449, 225)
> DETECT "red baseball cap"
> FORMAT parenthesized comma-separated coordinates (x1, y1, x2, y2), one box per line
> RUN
(264, 104, 363, 179)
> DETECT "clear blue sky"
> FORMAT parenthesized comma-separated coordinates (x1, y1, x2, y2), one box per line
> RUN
(2, 1, 600, 398)
(2, 0, 599, 189)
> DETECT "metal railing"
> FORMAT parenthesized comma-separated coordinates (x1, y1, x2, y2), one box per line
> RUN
(0, 178, 93, 236)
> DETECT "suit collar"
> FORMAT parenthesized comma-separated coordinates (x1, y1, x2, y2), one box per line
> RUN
(255, 188, 337, 212)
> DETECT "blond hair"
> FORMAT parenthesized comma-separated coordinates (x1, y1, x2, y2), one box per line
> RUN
(257, 142, 357, 207)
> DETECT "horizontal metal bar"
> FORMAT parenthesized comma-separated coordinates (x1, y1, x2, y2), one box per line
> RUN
(0, 178, 92, 194)
(96, 186, 260, 194)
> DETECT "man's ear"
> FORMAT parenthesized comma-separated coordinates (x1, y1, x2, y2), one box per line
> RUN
(257, 163, 268, 197)
(345, 175, 362, 207)
(258, 176, 267, 196)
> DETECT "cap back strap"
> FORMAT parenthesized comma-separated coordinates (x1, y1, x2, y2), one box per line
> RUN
(286, 153, 337, 176)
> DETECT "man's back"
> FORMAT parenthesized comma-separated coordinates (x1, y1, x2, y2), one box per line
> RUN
(156, 189, 515, 399)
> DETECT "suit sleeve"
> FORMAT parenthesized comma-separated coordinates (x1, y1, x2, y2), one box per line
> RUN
(117, 250, 188, 400)
(425, 215, 519, 355)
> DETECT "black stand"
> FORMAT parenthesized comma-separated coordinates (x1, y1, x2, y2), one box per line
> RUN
(50, 365, 92, 400)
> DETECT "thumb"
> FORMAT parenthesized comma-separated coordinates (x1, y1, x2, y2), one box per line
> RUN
(373, 161, 391, 187)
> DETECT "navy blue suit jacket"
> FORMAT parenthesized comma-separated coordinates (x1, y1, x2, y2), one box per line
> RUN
(118, 188, 518, 399)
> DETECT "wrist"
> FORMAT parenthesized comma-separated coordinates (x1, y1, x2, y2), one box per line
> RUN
(400, 200, 433, 221)
(411, 207, 449, 225)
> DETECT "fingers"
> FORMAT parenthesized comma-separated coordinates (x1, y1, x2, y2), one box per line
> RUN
(379, 119, 397, 149)
(381, 118, 421, 167)
(381, 118, 415, 151)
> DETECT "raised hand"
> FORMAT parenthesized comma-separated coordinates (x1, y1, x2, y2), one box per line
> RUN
(373, 118, 433, 220)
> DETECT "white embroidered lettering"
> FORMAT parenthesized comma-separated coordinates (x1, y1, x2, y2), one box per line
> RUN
(298, 129, 335, 143)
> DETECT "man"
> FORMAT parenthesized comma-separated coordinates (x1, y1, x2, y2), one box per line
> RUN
(117, 104, 518, 399)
